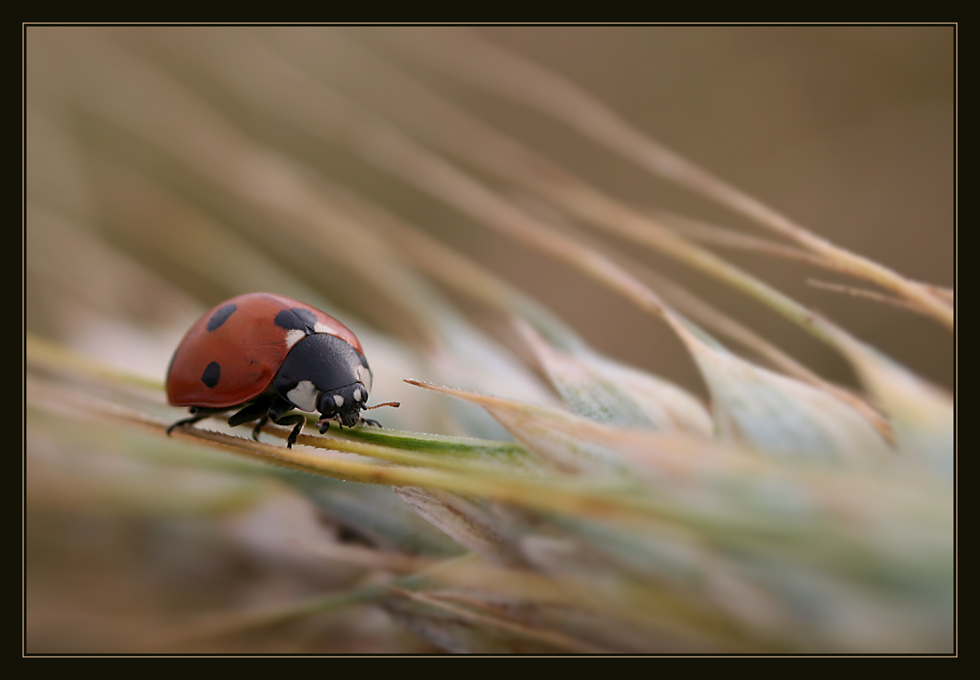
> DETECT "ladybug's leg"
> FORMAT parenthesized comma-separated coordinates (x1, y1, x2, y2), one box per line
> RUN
(227, 399, 275, 441)
(268, 398, 308, 449)
(360, 418, 382, 428)
(167, 407, 219, 436)
(251, 416, 269, 441)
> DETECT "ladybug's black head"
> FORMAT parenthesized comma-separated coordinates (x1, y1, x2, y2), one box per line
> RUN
(274, 332, 397, 434)
(274, 332, 373, 426)
(316, 382, 370, 429)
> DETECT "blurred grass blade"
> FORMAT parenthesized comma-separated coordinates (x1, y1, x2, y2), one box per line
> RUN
(395, 488, 527, 566)
(282, 474, 464, 557)
(321, 179, 591, 355)
(382, 589, 589, 653)
(808, 279, 936, 315)
(379, 27, 952, 329)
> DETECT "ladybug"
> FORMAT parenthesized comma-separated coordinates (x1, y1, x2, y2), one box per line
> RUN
(166, 292, 399, 448)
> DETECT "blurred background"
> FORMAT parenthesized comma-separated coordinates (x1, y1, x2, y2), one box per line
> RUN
(474, 26, 954, 392)
(27, 25, 954, 394)
(25, 25, 954, 653)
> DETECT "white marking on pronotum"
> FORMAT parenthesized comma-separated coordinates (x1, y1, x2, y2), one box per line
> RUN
(356, 365, 373, 394)
(333, 394, 345, 407)
(353, 388, 362, 402)
(284, 329, 306, 350)
(286, 380, 319, 412)
(314, 322, 334, 334)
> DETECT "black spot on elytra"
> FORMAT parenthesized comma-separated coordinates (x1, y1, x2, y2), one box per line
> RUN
(201, 361, 221, 388)
(274, 307, 318, 333)
(207, 303, 237, 331)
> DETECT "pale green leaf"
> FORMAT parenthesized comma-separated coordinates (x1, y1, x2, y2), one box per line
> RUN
(518, 320, 713, 435)
(405, 379, 637, 476)
(669, 319, 893, 463)
(834, 339, 953, 474)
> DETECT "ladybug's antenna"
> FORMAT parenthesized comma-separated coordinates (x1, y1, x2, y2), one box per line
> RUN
(363, 401, 400, 410)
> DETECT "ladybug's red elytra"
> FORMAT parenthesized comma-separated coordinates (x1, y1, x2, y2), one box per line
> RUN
(166, 292, 398, 448)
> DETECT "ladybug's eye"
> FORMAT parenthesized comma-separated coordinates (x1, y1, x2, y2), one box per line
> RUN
(316, 390, 344, 416)
(316, 386, 355, 416)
